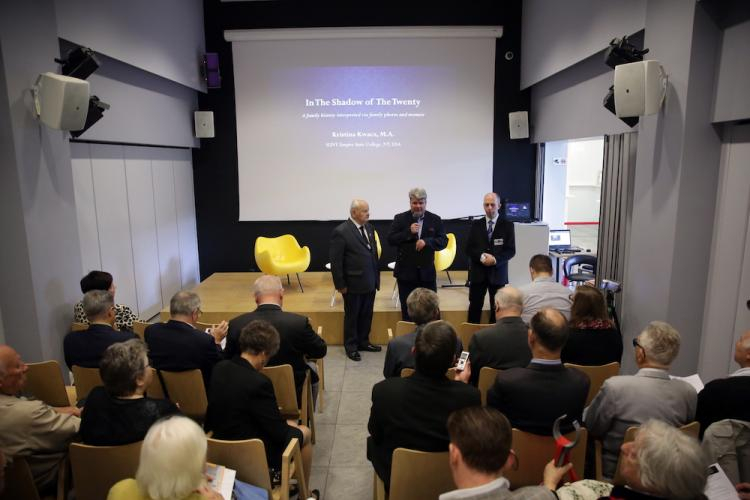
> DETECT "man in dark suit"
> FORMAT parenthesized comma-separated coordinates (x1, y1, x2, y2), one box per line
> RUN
(145, 290, 228, 387)
(468, 286, 531, 386)
(465, 193, 516, 324)
(368, 320, 480, 491)
(225, 275, 327, 402)
(487, 308, 589, 435)
(388, 187, 448, 321)
(330, 199, 381, 361)
(696, 329, 750, 436)
(64, 290, 137, 369)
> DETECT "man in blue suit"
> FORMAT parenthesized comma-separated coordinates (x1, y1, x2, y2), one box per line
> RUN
(388, 188, 448, 321)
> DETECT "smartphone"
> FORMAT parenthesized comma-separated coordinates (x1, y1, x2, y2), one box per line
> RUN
(456, 351, 469, 371)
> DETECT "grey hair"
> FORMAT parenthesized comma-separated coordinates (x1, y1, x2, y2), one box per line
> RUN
(638, 321, 681, 366)
(408, 187, 427, 200)
(350, 199, 368, 213)
(636, 419, 707, 498)
(495, 286, 523, 312)
(136, 416, 207, 499)
(170, 290, 201, 317)
(83, 290, 114, 320)
(253, 275, 283, 297)
(100, 339, 149, 396)
(406, 288, 440, 325)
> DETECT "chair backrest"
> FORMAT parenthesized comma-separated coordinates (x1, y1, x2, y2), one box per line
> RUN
(159, 369, 208, 422)
(206, 438, 273, 494)
(400, 367, 456, 380)
(563, 362, 620, 407)
(71, 322, 89, 332)
(25, 360, 71, 407)
(0, 456, 41, 500)
(393, 321, 416, 338)
(145, 367, 165, 399)
(612, 421, 699, 485)
(389, 448, 454, 500)
(69, 441, 142, 500)
(434, 233, 457, 272)
(261, 364, 300, 419)
(131, 321, 150, 340)
(374, 230, 382, 259)
(506, 428, 588, 487)
(563, 255, 597, 280)
(72, 365, 104, 401)
(457, 322, 492, 347)
(478, 366, 501, 406)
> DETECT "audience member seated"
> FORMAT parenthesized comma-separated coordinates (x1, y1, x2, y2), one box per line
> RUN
(225, 275, 326, 404)
(585, 321, 696, 480)
(64, 290, 137, 370)
(561, 285, 623, 365)
(696, 329, 750, 437)
(205, 320, 314, 485)
(557, 420, 707, 500)
(368, 320, 480, 491)
(108, 415, 225, 500)
(467, 286, 531, 386)
(0, 344, 80, 493)
(145, 290, 228, 388)
(518, 255, 572, 324)
(73, 270, 137, 330)
(487, 308, 589, 435)
(441, 406, 569, 500)
(383, 287, 460, 378)
(80, 339, 178, 446)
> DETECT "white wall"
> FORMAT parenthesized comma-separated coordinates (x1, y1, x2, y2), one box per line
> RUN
(566, 137, 603, 223)
(71, 143, 199, 320)
(541, 140, 567, 229)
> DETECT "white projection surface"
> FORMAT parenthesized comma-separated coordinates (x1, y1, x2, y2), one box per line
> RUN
(231, 36, 496, 221)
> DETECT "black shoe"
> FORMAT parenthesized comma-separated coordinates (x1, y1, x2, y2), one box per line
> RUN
(346, 350, 362, 361)
(359, 343, 382, 352)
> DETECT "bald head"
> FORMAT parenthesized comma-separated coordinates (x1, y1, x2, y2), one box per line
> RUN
(735, 330, 750, 368)
(529, 308, 569, 354)
(350, 199, 370, 225)
(494, 286, 523, 319)
(0, 345, 27, 395)
(253, 275, 284, 305)
(483, 192, 500, 219)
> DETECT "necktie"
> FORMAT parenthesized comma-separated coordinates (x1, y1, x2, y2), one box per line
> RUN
(359, 225, 371, 249)
(487, 220, 494, 241)
(417, 216, 424, 238)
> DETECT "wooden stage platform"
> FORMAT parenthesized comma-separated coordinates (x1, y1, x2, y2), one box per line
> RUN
(161, 271, 492, 345)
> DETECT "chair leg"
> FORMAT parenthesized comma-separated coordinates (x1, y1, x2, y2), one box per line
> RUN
(296, 273, 304, 292)
(330, 289, 336, 307)
(446, 270, 453, 284)
(287, 274, 291, 286)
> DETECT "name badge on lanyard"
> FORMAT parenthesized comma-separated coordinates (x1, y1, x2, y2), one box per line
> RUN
(493, 238, 504, 246)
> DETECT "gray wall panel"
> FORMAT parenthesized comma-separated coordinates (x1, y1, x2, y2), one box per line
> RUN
(712, 19, 750, 123)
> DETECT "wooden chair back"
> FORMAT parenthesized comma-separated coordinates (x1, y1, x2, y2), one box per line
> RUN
(25, 360, 72, 407)
(477, 366, 501, 406)
(71, 322, 88, 332)
(564, 362, 620, 407)
(387, 448, 454, 500)
(159, 369, 208, 422)
(72, 365, 103, 401)
(69, 441, 142, 500)
(456, 322, 492, 347)
(399, 367, 456, 380)
(131, 320, 150, 340)
(262, 364, 300, 419)
(612, 421, 699, 485)
(145, 367, 166, 399)
(505, 428, 588, 487)
(0, 456, 41, 500)
(388, 321, 416, 340)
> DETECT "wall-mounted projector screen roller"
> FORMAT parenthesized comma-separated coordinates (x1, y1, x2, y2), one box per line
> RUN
(227, 27, 500, 221)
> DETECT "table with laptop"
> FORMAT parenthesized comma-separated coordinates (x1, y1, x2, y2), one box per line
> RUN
(548, 229, 590, 283)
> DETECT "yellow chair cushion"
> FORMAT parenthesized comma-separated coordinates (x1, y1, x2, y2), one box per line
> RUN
(254, 234, 311, 275)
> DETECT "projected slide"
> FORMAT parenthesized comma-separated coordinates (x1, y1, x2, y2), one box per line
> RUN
(232, 37, 496, 221)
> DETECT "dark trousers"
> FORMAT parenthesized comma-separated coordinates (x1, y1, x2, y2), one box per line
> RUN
(343, 290, 376, 352)
(468, 282, 500, 324)
(397, 278, 436, 321)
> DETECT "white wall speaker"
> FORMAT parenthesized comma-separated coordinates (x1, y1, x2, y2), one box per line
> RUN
(194, 111, 215, 138)
(508, 111, 529, 139)
(33, 72, 90, 130)
(614, 60, 667, 117)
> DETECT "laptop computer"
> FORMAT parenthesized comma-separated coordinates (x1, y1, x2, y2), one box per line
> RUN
(548, 229, 574, 252)
(504, 202, 532, 223)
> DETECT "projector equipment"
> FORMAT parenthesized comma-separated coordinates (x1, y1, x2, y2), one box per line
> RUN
(614, 60, 667, 117)
(55, 46, 100, 80)
(604, 35, 649, 69)
(70, 96, 110, 138)
(194, 111, 215, 138)
(32, 72, 90, 131)
(603, 85, 639, 128)
(508, 111, 529, 139)
(203, 53, 221, 89)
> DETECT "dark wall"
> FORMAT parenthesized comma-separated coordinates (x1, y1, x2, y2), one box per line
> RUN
(194, 0, 535, 278)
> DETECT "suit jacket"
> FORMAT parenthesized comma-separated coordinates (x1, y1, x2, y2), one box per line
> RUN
(329, 219, 380, 294)
(387, 210, 447, 282)
(383, 328, 464, 378)
(63, 323, 137, 370)
(560, 327, 623, 366)
(487, 361, 590, 435)
(225, 304, 327, 392)
(144, 320, 223, 387)
(584, 368, 697, 479)
(204, 357, 300, 468)
(367, 372, 480, 489)
(467, 317, 531, 386)
(696, 374, 750, 438)
(465, 217, 516, 286)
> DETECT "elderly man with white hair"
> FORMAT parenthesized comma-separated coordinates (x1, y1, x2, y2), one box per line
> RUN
(584, 321, 697, 480)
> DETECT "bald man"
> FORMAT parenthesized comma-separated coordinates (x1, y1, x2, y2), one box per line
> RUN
(330, 199, 381, 361)
(465, 193, 515, 324)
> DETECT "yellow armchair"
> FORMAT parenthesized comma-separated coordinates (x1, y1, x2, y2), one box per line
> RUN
(434, 232, 456, 284)
(254, 235, 311, 291)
